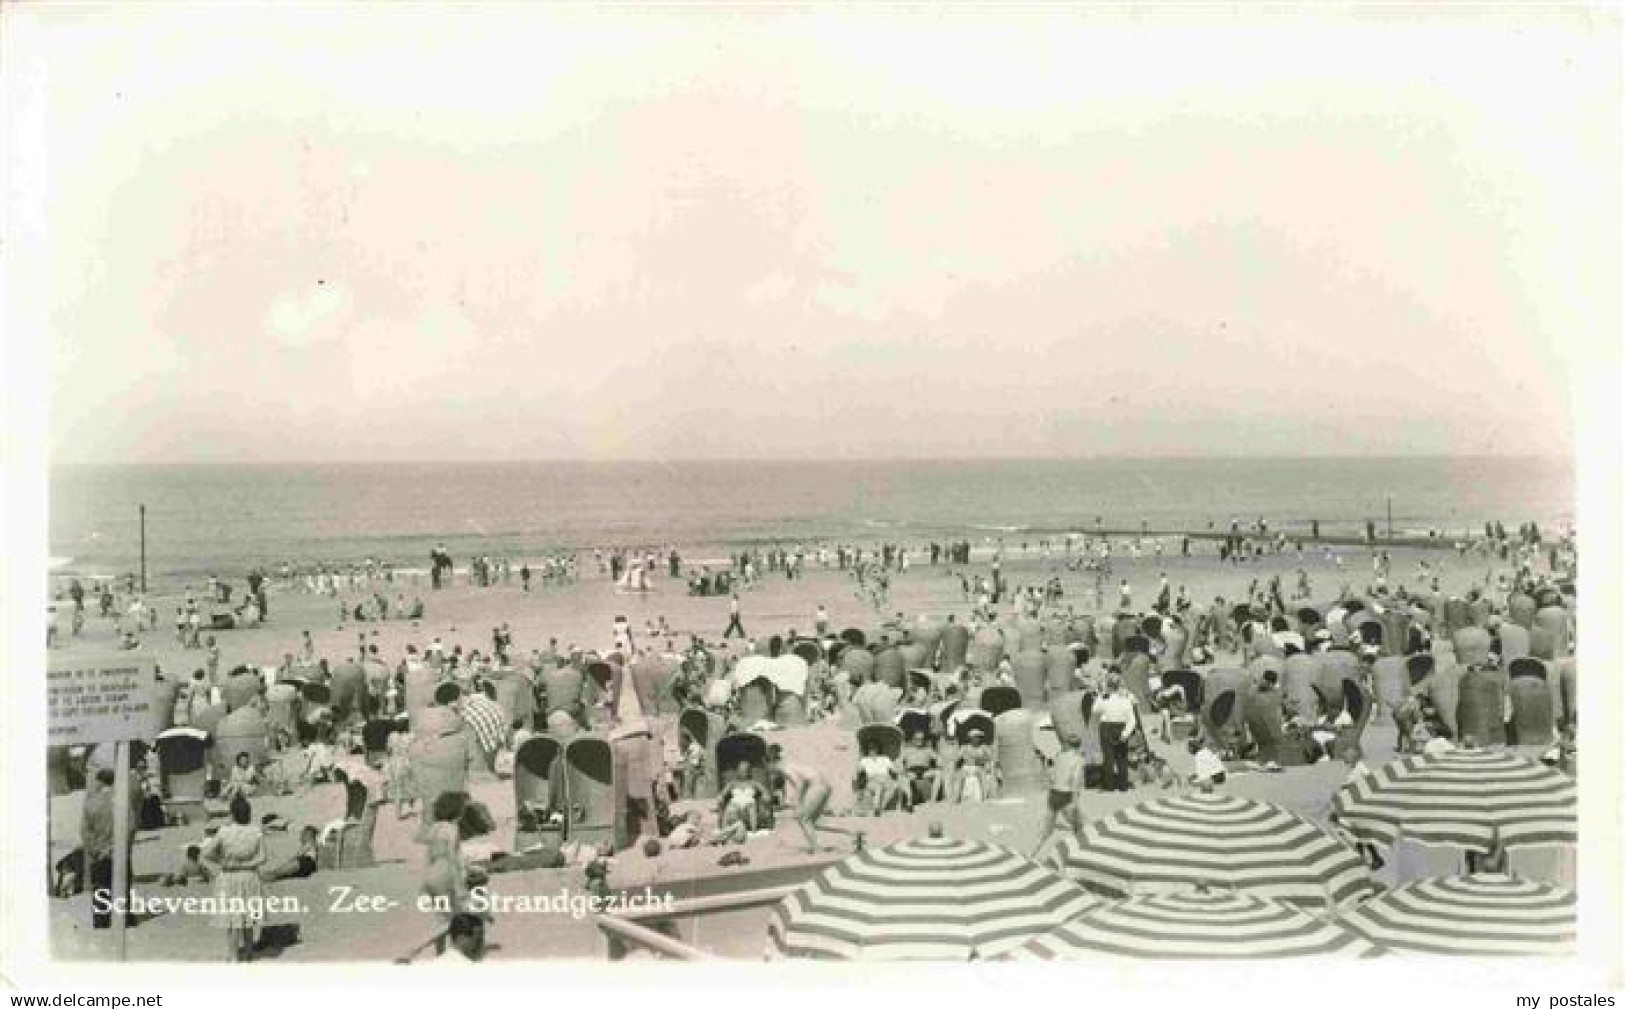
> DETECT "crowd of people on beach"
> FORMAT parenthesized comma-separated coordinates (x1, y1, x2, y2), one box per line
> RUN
(46, 511, 1580, 963)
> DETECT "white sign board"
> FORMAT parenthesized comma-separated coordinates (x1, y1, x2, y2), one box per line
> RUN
(47, 656, 157, 746)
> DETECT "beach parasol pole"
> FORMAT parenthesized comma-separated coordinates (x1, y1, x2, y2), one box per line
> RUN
(138, 504, 147, 595)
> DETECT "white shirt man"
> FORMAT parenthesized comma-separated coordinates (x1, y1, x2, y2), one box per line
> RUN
(1096, 690, 1137, 732)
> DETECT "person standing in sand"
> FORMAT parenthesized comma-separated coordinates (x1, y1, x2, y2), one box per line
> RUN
(768, 744, 852, 854)
(723, 594, 746, 639)
(1032, 733, 1087, 860)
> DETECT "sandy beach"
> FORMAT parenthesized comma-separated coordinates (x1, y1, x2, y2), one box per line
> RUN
(46, 534, 1561, 962)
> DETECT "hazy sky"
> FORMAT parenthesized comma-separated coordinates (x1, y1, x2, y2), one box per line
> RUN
(9, 5, 1618, 462)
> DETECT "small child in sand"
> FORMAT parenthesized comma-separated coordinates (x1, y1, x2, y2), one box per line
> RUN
(666, 810, 704, 849)
(164, 844, 215, 887)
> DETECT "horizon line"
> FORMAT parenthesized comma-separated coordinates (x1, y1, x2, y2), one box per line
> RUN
(47, 451, 1577, 467)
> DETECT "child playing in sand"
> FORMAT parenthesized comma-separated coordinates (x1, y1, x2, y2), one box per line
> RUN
(164, 844, 215, 887)
(666, 810, 704, 849)
(220, 752, 259, 802)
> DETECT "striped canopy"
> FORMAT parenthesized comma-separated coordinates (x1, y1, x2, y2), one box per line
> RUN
(1339, 874, 1576, 956)
(1047, 791, 1375, 907)
(766, 835, 1097, 960)
(1005, 890, 1383, 960)
(1331, 748, 1577, 854)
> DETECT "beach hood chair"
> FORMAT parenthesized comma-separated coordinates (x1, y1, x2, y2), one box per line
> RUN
(408, 705, 471, 808)
(1458, 666, 1509, 746)
(950, 709, 996, 746)
(1044, 646, 1078, 696)
(514, 734, 565, 832)
(1047, 690, 1091, 750)
(155, 727, 211, 824)
(979, 685, 1023, 718)
(1497, 622, 1531, 663)
(967, 627, 1006, 676)
(873, 646, 906, 689)
(679, 707, 727, 797)
(1243, 684, 1286, 764)
(898, 642, 930, 675)
(210, 704, 268, 781)
(1427, 660, 1464, 738)
(1506, 659, 1555, 748)
(857, 722, 905, 761)
(328, 661, 367, 723)
(1010, 650, 1047, 710)
(714, 731, 772, 825)
(541, 665, 586, 718)
(994, 708, 1044, 794)
(563, 734, 618, 850)
(1452, 626, 1494, 668)
(1530, 606, 1570, 660)
(1201, 668, 1251, 752)
(940, 623, 970, 670)
(1313, 650, 1360, 723)
(897, 708, 935, 743)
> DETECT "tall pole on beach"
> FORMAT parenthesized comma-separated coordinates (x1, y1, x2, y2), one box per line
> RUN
(139, 504, 147, 594)
(1386, 495, 1393, 542)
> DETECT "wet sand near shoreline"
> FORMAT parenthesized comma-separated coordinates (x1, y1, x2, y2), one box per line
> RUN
(48, 540, 1531, 962)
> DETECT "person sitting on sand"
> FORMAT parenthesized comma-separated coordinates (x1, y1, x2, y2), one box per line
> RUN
(718, 762, 765, 834)
(164, 844, 214, 887)
(301, 733, 338, 787)
(220, 752, 260, 803)
(1189, 738, 1226, 787)
(857, 744, 901, 815)
(899, 732, 939, 808)
(665, 810, 704, 849)
(261, 826, 321, 882)
(955, 729, 998, 802)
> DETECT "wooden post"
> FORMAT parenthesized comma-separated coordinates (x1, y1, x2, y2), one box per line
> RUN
(1386, 496, 1393, 542)
(139, 505, 147, 595)
(111, 739, 130, 961)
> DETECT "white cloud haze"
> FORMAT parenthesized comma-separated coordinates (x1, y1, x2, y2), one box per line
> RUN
(11, 5, 1617, 462)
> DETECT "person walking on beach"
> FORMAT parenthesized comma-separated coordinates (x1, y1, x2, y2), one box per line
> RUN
(723, 594, 746, 639)
(1031, 733, 1087, 860)
(1096, 678, 1136, 793)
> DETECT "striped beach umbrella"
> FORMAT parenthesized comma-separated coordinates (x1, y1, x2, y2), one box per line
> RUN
(1048, 791, 1375, 907)
(1331, 748, 1576, 854)
(766, 835, 1098, 960)
(1339, 874, 1576, 956)
(1005, 890, 1383, 960)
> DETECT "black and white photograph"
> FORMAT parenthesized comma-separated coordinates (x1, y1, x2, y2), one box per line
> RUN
(2, 2, 1620, 996)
